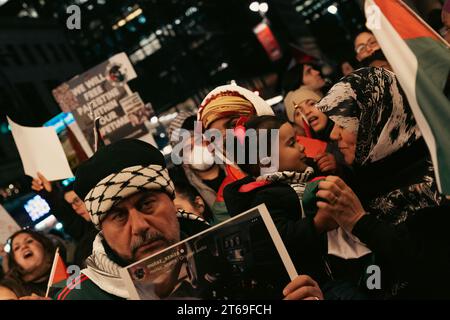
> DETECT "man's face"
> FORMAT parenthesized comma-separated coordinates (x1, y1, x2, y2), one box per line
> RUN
(64, 191, 91, 221)
(101, 191, 180, 263)
(293, 99, 327, 133)
(302, 65, 325, 91)
(329, 125, 357, 165)
(354, 32, 380, 62)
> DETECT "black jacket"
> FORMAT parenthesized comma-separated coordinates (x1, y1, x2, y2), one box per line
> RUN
(223, 176, 331, 284)
(352, 204, 450, 299)
(40, 188, 98, 268)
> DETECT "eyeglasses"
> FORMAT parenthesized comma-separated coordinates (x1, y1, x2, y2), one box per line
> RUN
(70, 197, 83, 207)
(355, 38, 379, 55)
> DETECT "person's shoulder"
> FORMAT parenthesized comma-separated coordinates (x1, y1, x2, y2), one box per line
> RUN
(177, 210, 210, 236)
(223, 175, 255, 195)
(53, 274, 120, 300)
(0, 285, 17, 300)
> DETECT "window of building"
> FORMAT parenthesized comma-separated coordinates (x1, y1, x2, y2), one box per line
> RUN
(19, 44, 38, 65)
(34, 44, 50, 63)
(6, 45, 23, 66)
(47, 43, 62, 63)
(58, 43, 74, 62)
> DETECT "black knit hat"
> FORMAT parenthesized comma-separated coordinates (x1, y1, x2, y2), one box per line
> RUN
(74, 139, 174, 229)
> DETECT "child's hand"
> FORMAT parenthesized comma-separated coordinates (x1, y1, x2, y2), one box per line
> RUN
(314, 153, 337, 174)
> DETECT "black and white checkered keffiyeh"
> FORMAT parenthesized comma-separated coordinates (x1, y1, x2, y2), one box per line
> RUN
(256, 167, 315, 200)
(84, 165, 175, 229)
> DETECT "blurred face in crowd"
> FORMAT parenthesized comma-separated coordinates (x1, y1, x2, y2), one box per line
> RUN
(302, 65, 326, 91)
(101, 191, 180, 263)
(12, 233, 48, 280)
(293, 99, 327, 133)
(442, 10, 450, 43)
(341, 61, 354, 76)
(183, 136, 216, 172)
(64, 191, 90, 221)
(173, 192, 205, 218)
(329, 125, 357, 165)
(354, 32, 380, 62)
(278, 122, 308, 172)
(208, 116, 240, 138)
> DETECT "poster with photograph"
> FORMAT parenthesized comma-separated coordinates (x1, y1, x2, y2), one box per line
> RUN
(120, 204, 298, 300)
(52, 53, 149, 150)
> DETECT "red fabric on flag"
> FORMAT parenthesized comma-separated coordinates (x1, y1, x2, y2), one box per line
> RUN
(296, 136, 327, 159)
(51, 254, 68, 285)
(373, 0, 439, 41)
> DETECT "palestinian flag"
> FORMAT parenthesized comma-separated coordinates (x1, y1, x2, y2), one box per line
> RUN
(45, 247, 69, 298)
(364, 0, 450, 195)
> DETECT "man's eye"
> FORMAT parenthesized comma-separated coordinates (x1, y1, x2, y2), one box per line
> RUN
(113, 212, 127, 222)
(139, 199, 155, 211)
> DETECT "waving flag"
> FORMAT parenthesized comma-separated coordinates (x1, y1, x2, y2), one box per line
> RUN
(365, 0, 450, 195)
(45, 247, 69, 298)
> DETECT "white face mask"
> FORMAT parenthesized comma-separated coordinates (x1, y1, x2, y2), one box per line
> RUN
(187, 145, 216, 172)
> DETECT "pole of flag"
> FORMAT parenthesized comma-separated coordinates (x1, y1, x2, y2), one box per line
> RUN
(45, 247, 61, 298)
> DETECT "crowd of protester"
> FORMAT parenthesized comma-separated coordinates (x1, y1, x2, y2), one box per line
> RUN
(0, 4, 450, 300)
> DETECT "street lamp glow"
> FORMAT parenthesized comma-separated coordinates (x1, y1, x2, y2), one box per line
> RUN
(249, 1, 259, 12)
(259, 2, 269, 13)
(327, 5, 338, 15)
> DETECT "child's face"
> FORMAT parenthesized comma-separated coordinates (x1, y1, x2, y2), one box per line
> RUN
(293, 100, 328, 133)
(278, 123, 308, 172)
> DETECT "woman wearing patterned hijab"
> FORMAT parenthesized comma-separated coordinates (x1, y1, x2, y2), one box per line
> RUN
(312, 66, 450, 298)
(315, 66, 445, 225)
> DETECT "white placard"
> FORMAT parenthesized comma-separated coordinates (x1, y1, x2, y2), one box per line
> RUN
(8, 117, 74, 181)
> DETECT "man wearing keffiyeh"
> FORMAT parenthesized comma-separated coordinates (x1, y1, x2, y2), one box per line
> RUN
(53, 139, 210, 300)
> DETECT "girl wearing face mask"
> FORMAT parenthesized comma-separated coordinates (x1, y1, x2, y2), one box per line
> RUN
(0, 230, 57, 299)
(169, 113, 242, 226)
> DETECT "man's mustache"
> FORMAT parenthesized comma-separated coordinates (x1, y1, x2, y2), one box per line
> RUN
(131, 231, 166, 257)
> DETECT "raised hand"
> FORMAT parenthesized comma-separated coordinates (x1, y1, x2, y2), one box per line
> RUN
(31, 172, 53, 193)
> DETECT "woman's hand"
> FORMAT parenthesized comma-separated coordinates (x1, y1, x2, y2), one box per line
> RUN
(316, 176, 366, 232)
(283, 275, 324, 300)
(313, 209, 339, 233)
